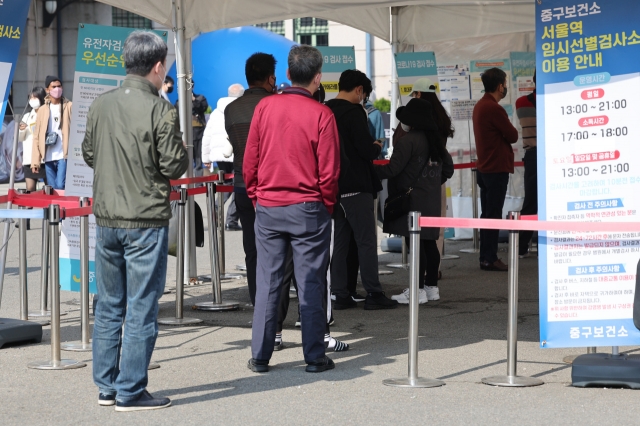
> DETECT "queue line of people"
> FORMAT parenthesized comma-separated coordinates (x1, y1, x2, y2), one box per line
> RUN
(78, 28, 463, 411)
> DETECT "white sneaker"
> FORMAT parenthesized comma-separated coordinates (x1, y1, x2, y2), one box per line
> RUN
(391, 288, 428, 304)
(425, 286, 440, 301)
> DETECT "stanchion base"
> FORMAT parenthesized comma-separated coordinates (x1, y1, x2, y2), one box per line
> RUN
(28, 310, 51, 318)
(220, 273, 245, 280)
(563, 355, 579, 364)
(157, 317, 203, 326)
(235, 264, 247, 271)
(459, 248, 480, 254)
(193, 301, 239, 311)
(378, 270, 394, 275)
(383, 377, 445, 388)
(481, 375, 543, 387)
(27, 359, 87, 370)
(61, 341, 92, 352)
(441, 254, 460, 260)
(386, 263, 409, 269)
(148, 362, 160, 370)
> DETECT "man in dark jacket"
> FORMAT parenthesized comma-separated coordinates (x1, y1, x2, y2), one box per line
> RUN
(326, 70, 398, 311)
(82, 31, 188, 411)
(472, 67, 519, 272)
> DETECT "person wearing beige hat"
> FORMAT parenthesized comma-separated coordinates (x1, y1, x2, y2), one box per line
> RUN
(410, 77, 455, 284)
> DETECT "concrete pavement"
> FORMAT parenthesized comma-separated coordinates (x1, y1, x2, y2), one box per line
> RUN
(0, 192, 638, 425)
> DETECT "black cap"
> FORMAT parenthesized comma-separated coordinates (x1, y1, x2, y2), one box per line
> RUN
(45, 75, 61, 88)
(396, 98, 438, 132)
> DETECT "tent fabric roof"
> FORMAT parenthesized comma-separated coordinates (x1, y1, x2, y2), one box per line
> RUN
(98, 0, 535, 43)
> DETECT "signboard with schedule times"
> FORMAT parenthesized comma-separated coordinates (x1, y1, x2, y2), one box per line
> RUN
(537, 0, 640, 348)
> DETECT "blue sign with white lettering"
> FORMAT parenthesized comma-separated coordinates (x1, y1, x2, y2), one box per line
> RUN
(0, 0, 31, 119)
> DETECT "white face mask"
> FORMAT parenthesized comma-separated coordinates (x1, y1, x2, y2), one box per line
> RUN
(401, 123, 411, 132)
(29, 99, 41, 110)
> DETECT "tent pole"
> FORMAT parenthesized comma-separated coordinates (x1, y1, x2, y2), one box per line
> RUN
(173, 0, 195, 285)
(390, 7, 399, 143)
(184, 37, 198, 283)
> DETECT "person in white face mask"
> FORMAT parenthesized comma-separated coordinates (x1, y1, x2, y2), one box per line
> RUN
(32, 75, 72, 190)
(19, 86, 47, 194)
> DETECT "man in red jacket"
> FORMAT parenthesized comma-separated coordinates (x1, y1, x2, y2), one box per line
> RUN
(244, 45, 340, 373)
(472, 68, 519, 271)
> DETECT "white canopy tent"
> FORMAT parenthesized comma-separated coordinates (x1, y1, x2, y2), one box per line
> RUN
(98, 0, 535, 43)
(94, 0, 536, 278)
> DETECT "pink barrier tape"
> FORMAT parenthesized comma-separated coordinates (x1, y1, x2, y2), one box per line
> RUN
(170, 175, 220, 186)
(216, 185, 234, 193)
(372, 160, 524, 169)
(419, 216, 640, 233)
(521, 215, 538, 221)
(187, 187, 207, 197)
(170, 191, 180, 202)
(62, 206, 94, 219)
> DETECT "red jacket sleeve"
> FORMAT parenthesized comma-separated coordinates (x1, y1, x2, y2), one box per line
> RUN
(317, 112, 340, 214)
(493, 103, 519, 144)
(243, 105, 261, 204)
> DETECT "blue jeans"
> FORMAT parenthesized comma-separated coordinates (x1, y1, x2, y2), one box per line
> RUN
(92, 226, 168, 402)
(44, 159, 67, 190)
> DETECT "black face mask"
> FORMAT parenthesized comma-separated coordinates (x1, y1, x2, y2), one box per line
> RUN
(166, 85, 174, 94)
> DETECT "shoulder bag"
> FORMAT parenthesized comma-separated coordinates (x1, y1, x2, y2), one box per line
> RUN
(383, 159, 429, 222)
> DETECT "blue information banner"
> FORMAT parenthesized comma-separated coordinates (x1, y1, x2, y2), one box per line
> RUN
(0, 0, 31, 119)
(537, 0, 640, 348)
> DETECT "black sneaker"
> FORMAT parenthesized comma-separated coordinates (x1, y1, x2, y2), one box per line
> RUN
(247, 358, 269, 373)
(350, 292, 366, 302)
(364, 292, 399, 310)
(114, 390, 171, 412)
(98, 393, 116, 406)
(305, 356, 335, 373)
(274, 341, 285, 351)
(333, 295, 357, 310)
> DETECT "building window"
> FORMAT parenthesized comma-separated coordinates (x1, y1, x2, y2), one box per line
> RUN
(255, 21, 285, 36)
(295, 17, 329, 46)
(112, 7, 152, 28)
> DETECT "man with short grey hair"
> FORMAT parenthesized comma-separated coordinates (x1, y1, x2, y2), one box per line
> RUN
(244, 45, 340, 373)
(82, 30, 188, 411)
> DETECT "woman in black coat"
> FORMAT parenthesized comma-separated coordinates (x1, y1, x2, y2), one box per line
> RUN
(375, 98, 454, 304)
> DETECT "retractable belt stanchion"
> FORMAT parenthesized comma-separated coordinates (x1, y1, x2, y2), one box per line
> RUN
(481, 211, 542, 387)
(217, 172, 242, 280)
(460, 168, 480, 254)
(384, 212, 444, 388)
(62, 197, 92, 351)
(387, 237, 409, 269)
(194, 182, 239, 311)
(30, 186, 53, 319)
(158, 189, 202, 326)
(28, 205, 86, 370)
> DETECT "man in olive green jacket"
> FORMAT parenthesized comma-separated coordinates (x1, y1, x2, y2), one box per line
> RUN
(81, 31, 188, 412)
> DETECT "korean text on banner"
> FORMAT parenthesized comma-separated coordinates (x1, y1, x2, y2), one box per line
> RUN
(470, 59, 513, 116)
(0, 0, 31, 119)
(395, 52, 438, 106)
(537, 0, 640, 348)
(60, 24, 167, 293)
(317, 46, 355, 101)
